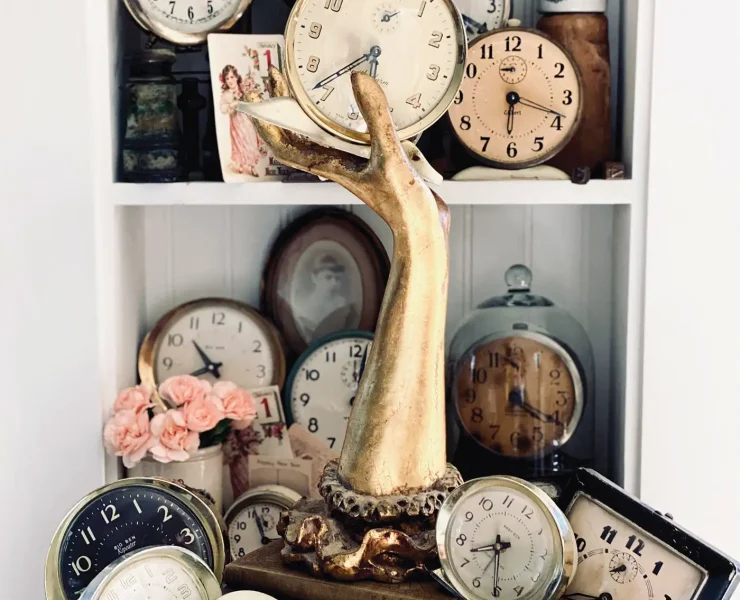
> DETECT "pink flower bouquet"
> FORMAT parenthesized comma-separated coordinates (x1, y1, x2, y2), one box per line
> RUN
(103, 376, 257, 467)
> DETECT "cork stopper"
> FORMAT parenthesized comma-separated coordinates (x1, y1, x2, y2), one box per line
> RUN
(538, 0, 607, 13)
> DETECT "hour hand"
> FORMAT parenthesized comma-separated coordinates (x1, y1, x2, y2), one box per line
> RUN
(192, 340, 222, 378)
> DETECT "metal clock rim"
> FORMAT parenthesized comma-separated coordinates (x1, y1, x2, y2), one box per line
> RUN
(283, 0, 468, 144)
(121, 0, 253, 46)
(224, 484, 303, 529)
(451, 328, 585, 459)
(449, 26, 585, 170)
(79, 545, 222, 600)
(436, 476, 575, 600)
(283, 329, 374, 426)
(44, 477, 226, 600)
(138, 297, 287, 398)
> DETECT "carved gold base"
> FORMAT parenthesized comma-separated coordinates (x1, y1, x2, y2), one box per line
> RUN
(277, 462, 462, 583)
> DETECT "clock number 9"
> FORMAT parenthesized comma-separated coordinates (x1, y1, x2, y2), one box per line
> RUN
(300, 393, 310, 406)
(309, 22, 322, 39)
(465, 511, 474, 522)
(163, 357, 173, 370)
(454, 90, 464, 105)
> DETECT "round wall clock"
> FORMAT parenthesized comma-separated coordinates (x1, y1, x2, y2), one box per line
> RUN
(225, 484, 302, 560)
(45, 477, 225, 600)
(283, 0, 467, 143)
(447, 265, 595, 481)
(455, 0, 511, 40)
(79, 546, 221, 600)
(284, 331, 373, 452)
(262, 209, 389, 356)
(448, 27, 583, 169)
(436, 476, 576, 600)
(139, 297, 286, 393)
(123, 0, 253, 46)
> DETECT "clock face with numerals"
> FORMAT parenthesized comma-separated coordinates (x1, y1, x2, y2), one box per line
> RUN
(437, 477, 576, 600)
(284, 0, 466, 143)
(139, 298, 286, 393)
(285, 332, 373, 452)
(454, 332, 584, 459)
(563, 494, 706, 600)
(122, 0, 252, 45)
(448, 28, 582, 168)
(46, 479, 224, 600)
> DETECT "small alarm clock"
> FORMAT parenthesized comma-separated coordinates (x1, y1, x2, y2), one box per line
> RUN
(447, 265, 595, 482)
(284, 331, 373, 452)
(225, 485, 302, 560)
(434, 476, 576, 600)
(79, 546, 221, 600)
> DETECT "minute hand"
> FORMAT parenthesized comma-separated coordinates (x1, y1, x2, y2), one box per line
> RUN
(518, 96, 565, 118)
(313, 52, 373, 90)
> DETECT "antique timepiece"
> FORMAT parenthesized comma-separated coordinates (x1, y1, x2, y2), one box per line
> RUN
(455, 0, 511, 39)
(123, 0, 253, 45)
(559, 468, 740, 600)
(45, 477, 225, 600)
(139, 298, 286, 394)
(79, 546, 221, 600)
(448, 264, 595, 481)
(225, 484, 302, 560)
(283, 0, 466, 143)
(448, 26, 583, 168)
(284, 331, 373, 452)
(435, 476, 576, 600)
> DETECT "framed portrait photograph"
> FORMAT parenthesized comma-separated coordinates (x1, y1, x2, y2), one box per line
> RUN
(262, 209, 390, 356)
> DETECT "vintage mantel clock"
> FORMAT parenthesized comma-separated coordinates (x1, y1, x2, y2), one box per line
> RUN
(434, 476, 577, 600)
(45, 478, 225, 600)
(559, 468, 740, 600)
(447, 264, 595, 482)
(122, 0, 253, 45)
(283, 0, 467, 143)
(448, 26, 583, 168)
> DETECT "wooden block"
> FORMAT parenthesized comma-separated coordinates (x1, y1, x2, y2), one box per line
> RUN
(224, 541, 454, 600)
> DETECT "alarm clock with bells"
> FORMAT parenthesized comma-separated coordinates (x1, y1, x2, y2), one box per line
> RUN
(559, 468, 740, 600)
(455, 0, 511, 40)
(45, 477, 225, 600)
(447, 264, 595, 482)
(434, 475, 577, 600)
(122, 0, 253, 45)
(224, 484, 302, 560)
(447, 24, 583, 169)
(283, 0, 466, 143)
(284, 331, 373, 452)
(139, 298, 286, 396)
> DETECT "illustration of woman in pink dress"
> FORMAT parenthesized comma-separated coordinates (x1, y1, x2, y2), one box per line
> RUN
(219, 64, 266, 177)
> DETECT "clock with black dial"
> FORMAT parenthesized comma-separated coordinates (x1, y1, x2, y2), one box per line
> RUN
(45, 478, 225, 600)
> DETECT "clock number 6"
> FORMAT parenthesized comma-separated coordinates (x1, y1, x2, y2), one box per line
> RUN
(507, 142, 518, 158)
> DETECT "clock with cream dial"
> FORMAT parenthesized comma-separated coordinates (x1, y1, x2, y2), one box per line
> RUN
(436, 476, 576, 600)
(284, 0, 466, 143)
(285, 331, 373, 452)
(448, 28, 583, 168)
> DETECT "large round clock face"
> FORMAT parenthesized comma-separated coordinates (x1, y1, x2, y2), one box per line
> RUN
(287, 333, 373, 452)
(563, 495, 705, 600)
(448, 28, 582, 168)
(58, 485, 214, 598)
(454, 334, 583, 459)
(455, 0, 511, 40)
(143, 299, 285, 391)
(285, 0, 466, 143)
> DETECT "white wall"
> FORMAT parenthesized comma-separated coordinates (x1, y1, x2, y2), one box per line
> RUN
(641, 0, 740, 559)
(0, 1, 104, 598)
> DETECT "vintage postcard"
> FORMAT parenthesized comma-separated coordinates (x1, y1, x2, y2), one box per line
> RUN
(247, 455, 313, 499)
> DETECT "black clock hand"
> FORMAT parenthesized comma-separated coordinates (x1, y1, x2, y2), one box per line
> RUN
(610, 564, 627, 573)
(501, 67, 516, 72)
(506, 104, 515, 135)
(463, 14, 488, 35)
(253, 513, 275, 546)
(189, 366, 211, 377)
(312, 46, 382, 90)
(508, 389, 563, 425)
(192, 340, 223, 378)
(518, 96, 566, 118)
(381, 10, 399, 21)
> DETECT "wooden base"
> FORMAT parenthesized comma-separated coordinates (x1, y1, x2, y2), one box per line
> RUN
(224, 541, 454, 600)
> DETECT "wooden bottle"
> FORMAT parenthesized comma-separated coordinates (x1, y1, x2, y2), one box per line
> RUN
(537, 0, 611, 174)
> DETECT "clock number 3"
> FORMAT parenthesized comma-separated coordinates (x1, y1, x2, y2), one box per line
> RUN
(180, 528, 195, 544)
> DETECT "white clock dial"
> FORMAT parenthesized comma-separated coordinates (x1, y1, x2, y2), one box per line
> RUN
(96, 555, 203, 599)
(564, 495, 705, 600)
(285, 0, 466, 142)
(228, 501, 283, 559)
(145, 300, 285, 391)
(287, 334, 372, 452)
(454, 0, 510, 40)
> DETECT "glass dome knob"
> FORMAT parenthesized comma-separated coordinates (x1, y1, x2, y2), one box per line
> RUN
(505, 264, 533, 291)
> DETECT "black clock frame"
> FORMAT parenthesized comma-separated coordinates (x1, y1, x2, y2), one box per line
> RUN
(558, 468, 740, 600)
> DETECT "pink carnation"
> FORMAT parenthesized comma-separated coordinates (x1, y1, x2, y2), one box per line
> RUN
(113, 384, 153, 413)
(103, 409, 154, 468)
(158, 375, 211, 406)
(212, 381, 257, 430)
(183, 395, 225, 433)
(150, 409, 200, 463)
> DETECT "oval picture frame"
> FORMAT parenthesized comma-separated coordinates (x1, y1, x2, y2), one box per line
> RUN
(261, 209, 389, 356)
